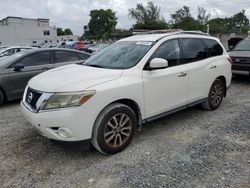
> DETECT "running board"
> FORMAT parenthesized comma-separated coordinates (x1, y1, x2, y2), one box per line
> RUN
(142, 98, 207, 124)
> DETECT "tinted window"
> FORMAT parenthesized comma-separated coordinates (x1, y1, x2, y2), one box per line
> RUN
(181, 38, 207, 63)
(76, 52, 90, 60)
(204, 39, 223, 57)
(18, 52, 50, 67)
(151, 39, 181, 67)
(54, 51, 79, 63)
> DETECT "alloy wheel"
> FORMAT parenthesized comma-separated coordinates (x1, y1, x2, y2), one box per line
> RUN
(104, 113, 132, 148)
(211, 84, 223, 106)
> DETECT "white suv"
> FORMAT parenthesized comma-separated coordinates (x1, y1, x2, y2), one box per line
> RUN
(21, 32, 232, 154)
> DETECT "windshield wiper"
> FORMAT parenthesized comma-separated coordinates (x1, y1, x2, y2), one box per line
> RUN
(85, 64, 105, 68)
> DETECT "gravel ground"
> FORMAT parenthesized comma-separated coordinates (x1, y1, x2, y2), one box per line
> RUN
(0, 76, 250, 188)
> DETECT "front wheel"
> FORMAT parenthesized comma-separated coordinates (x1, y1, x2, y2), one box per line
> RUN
(92, 103, 137, 154)
(202, 79, 225, 111)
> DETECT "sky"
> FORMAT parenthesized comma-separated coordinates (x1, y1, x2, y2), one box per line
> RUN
(0, 0, 249, 35)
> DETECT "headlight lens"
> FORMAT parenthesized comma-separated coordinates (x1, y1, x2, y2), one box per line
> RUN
(41, 90, 95, 110)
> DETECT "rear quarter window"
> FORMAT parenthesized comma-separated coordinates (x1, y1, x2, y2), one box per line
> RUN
(203, 39, 223, 57)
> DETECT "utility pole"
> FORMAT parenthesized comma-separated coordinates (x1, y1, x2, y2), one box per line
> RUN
(206, 24, 210, 34)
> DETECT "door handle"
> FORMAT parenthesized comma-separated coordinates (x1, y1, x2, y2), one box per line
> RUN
(210, 65, 217, 69)
(178, 72, 187, 77)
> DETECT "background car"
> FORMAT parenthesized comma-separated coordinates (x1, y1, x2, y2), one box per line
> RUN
(82, 43, 109, 53)
(58, 41, 84, 50)
(0, 48, 90, 106)
(0, 46, 34, 59)
(87, 43, 110, 53)
(228, 38, 250, 75)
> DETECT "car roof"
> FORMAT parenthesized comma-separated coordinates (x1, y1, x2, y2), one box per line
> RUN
(22, 48, 90, 55)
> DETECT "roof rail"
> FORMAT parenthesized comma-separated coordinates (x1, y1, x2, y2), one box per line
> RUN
(133, 29, 182, 35)
(133, 29, 210, 36)
(179, 31, 210, 36)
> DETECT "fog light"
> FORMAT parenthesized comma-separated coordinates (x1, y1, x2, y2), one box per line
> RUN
(57, 128, 73, 138)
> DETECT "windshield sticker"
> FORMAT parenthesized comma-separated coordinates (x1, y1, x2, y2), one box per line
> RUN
(136, 42, 153, 46)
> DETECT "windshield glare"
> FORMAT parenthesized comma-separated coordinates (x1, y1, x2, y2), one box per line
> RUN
(84, 41, 153, 69)
(233, 40, 250, 51)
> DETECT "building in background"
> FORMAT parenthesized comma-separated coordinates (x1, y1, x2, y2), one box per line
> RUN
(0, 16, 78, 47)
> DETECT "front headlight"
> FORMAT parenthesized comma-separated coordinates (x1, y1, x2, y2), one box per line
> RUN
(41, 90, 96, 110)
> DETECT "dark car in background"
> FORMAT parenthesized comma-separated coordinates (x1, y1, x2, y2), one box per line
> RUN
(229, 39, 250, 75)
(0, 48, 90, 106)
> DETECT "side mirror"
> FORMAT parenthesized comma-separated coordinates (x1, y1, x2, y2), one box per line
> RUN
(14, 63, 24, 72)
(149, 58, 168, 70)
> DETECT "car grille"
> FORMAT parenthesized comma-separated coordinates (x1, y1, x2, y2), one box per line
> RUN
(25, 88, 42, 111)
(232, 57, 250, 64)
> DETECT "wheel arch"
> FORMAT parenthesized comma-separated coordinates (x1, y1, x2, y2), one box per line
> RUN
(112, 99, 142, 128)
(94, 98, 143, 131)
(216, 75, 227, 97)
(0, 85, 7, 102)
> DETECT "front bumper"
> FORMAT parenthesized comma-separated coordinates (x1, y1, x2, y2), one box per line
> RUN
(20, 101, 96, 141)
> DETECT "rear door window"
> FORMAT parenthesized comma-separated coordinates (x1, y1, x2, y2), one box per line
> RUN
(181, 38, 207, 63)
(54, 51, 80, 63)
(203, 39, 223, 57)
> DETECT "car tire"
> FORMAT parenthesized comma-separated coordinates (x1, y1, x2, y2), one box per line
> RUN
(202, 79, 225, 111)
(92, 103, 137, 154)
(0, 90, 4, 107)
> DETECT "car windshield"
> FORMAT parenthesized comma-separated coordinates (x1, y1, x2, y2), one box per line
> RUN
(233, 40, 250, 51)
(0, 48, 8, 54)
(0, 52, 24, 67)
(83, 41, 153, 69)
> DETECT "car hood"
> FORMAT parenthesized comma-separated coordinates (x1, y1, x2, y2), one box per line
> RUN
(28, 64, 123, 92)
(229, 51, 250, 58)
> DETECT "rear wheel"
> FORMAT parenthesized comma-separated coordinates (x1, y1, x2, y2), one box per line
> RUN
(0, 90, 4, 107)
(202, 79, 225, 110)
(92, 103, 136, 154)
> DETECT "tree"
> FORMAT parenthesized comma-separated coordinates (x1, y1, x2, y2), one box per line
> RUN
(88, 9, 117, 39)
(171, 6, 191, 24)
(57, 28, 65, 36)
(207, 10, 249, 34)
(231, 10, 249, 33)
(197, 6, 211, 24)
(207, 18, 229, 34)
(174, 17, 202, 30)
(64, 28, 73, 35)
(128, 2, 168, 30)
(170, 6, 202, 30)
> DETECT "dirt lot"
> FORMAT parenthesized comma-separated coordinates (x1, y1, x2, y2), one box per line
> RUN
(0, 76, 249, 188)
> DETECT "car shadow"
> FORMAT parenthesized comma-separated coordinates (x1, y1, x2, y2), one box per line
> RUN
(1, 99, 21, 108)
(232, 74, 250, 83)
